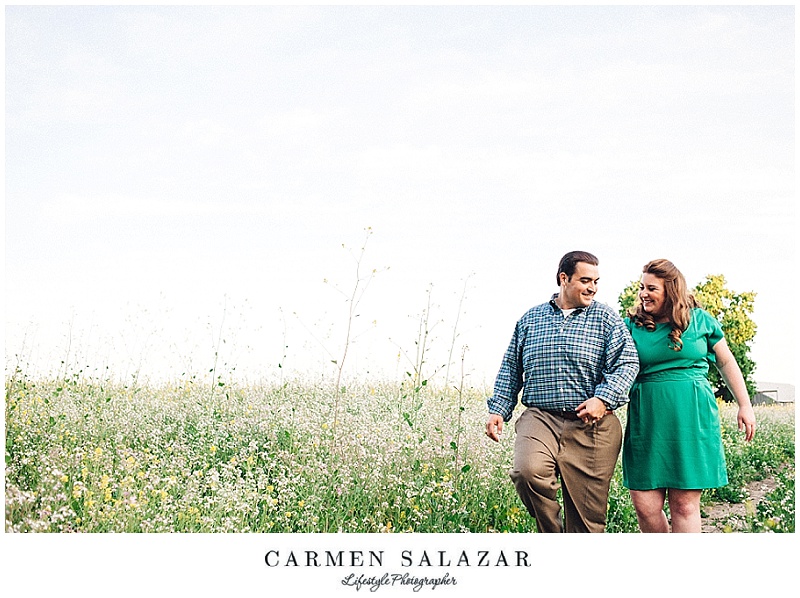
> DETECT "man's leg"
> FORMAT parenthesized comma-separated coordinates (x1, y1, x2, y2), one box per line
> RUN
(558, 413, 622, 533)
(509, 408, 564, 533)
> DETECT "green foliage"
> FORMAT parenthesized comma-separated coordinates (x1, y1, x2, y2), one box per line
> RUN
(708, 405, 795, 504)
(5, 378, 793, 533)
(693, 274, 757, 398)
(617, 279, 639, 318)
(605, 466, 640, 532)
(617, 273, 758, 399)
(750, 466, 795, 533)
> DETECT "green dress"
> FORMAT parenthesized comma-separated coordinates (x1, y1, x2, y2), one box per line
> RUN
(622, 308, 728, 490)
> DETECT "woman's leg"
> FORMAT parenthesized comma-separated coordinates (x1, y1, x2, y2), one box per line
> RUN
(630, 489, 669, 533)
(667, 489, 703, 533)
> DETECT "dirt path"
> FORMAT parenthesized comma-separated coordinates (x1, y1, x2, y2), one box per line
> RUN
(701, 477, 777, 533)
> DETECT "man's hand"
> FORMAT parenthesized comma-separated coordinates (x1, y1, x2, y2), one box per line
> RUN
(576, 397, 610, 424)
(485, 414, 504, 442)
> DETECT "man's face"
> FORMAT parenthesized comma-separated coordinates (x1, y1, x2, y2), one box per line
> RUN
(559, 261, 599, 309)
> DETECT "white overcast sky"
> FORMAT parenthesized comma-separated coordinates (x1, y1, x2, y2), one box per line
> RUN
(5, 5, 796, 386)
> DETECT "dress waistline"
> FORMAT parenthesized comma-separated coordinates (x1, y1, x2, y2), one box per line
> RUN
(636, 369, 709, 383)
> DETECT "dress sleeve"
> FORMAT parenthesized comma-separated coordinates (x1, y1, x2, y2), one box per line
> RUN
(696, 308, 724, 361)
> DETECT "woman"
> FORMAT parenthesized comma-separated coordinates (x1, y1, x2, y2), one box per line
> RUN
(622, 259, 756, 533)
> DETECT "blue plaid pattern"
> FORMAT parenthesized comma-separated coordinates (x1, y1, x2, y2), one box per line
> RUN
(488, 295, 639, 422)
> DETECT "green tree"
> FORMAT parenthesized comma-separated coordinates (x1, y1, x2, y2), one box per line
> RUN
(693, 275, 757, 400)
(617, 274, 757, 401)
(617, 279, 639, 318)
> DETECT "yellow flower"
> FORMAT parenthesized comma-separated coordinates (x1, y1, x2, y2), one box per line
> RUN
(298, 500, 305, 508)
(94, 447, 103, 457)
(60, 474, 69, 483)
(267, 485, 274, 493)
(210, 445, 217, 454)
(285, 512, 292, 518)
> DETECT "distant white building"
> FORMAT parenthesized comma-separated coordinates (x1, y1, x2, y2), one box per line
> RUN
(752, 381, 795, 404)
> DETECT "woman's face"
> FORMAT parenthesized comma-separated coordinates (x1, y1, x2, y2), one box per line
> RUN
(639, 273, 667, 318)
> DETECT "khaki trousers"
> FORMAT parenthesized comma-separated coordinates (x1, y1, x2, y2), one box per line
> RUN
(510, 407, 622, 533)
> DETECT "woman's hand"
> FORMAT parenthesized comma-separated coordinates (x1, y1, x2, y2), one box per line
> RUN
(737, 403, 757, 442)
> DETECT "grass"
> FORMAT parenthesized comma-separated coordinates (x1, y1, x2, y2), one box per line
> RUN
(702, 403, 796, 532)
(5, 373, 795, 533)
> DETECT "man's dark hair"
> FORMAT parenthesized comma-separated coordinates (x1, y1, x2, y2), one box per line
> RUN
(556, 251, 599, 285)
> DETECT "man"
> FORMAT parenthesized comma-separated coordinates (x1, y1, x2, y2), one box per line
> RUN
(485, 251, 638, 533)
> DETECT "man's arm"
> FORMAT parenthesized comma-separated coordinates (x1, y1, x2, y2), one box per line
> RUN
(486, 321, 525, 425)
(593, 314, 639, 410)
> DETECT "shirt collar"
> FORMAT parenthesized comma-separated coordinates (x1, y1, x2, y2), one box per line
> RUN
(549, 293, 592, 314)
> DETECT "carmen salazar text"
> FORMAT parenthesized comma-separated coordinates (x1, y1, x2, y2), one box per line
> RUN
(265, 549, 532, 568)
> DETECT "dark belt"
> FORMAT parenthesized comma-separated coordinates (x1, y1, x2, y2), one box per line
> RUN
(540, 408, 581, 420)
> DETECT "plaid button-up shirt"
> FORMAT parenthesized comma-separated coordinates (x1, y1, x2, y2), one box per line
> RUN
(488, 295, 639, 422)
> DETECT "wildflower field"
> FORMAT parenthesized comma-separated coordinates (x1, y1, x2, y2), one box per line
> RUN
(5, 373, 795, 533)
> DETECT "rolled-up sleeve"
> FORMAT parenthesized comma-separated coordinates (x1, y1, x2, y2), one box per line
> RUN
(487, 322, 524, 422)
(593, 316, 639, 409)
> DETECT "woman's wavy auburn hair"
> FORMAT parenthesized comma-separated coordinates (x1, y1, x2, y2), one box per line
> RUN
(628, 259, 699, 351)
